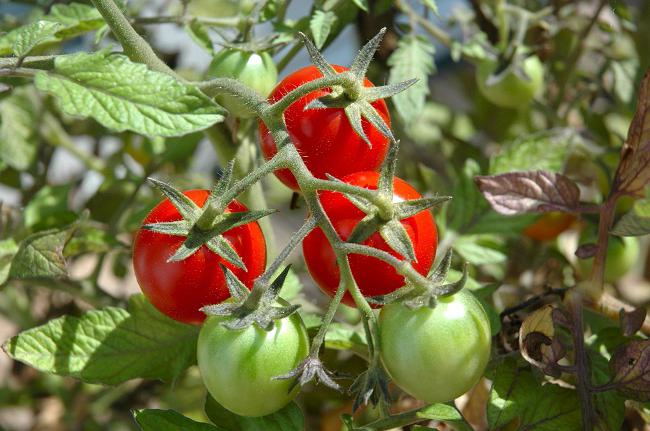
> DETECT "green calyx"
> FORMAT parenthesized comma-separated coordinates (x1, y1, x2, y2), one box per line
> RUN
(142, 160, 275, 269)
(332, 142, 450, 263)
(367, 250, 469, 309)
(298, 28, 417, 148)
(200, 265, 300, 331)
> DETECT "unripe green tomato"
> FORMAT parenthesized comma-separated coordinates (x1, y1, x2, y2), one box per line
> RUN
(578, 235, 640, 283)
(197, 312, 309, 417)
(476, 56, 544, 108)
(207, 49, 278, 118)
(379, 290, 491, 403)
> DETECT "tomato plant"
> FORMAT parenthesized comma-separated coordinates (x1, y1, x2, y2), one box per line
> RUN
(197, 310, 310, 417)
(476, 55, 544, 108)
(132, 190, 266, 324)
(302, 171, 437, 307)
(379, 290, 491, 403)
(259, 65, 391, 191)
(207, 49, 278, 118)
(3, 1, 650, 430)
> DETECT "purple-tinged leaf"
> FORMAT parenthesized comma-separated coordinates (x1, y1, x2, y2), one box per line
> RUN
(475, 170, 581, 215)
(620, 308, 647, 337)
(613, 69, 650, 196)
(609, 339, 650, 401)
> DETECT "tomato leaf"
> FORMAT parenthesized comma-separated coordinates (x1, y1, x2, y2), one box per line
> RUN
(309, 10, 337, 50)
(9, 226, 75, 279)
(0, 86, 39, 171)
(388, 35, 436, 125)
(489, 129, 577, 175)
(611, 197, 650, 236)
(475, 170, 582, 215)
(134, 409, 224, 431)
(609, 339, 650, 401)
(24, 185, 77, 231)
(34, 51, 224, 137)
(204, 395, 304, 431)
(613, 69, 650, 196)
(0, 3, 105, 55)
(3, 294, 199, 384)
(11, 20, 63, 58)
(488, 357, 582, 429)
(0, 238, 18, 285)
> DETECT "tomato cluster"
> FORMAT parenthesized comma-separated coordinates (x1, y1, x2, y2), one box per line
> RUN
(132, 61, 490, 417)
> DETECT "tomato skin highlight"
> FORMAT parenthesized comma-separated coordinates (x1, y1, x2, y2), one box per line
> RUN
(523, 212, 575, 241)
(258, 65, 391, 191)
(379, 290, 491, 403)
(476, 55, 544, 108)
(197, 311, 310, 417)
(207, 49, 278, 118)
(302, 172, 437, 307)
(132, 190, 266, 324)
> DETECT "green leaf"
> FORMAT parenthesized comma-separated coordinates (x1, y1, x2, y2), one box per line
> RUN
(489, 129, 575, 175)
(388, 35, 435, 124)
(63, 224, 121, 257)
(134, 409, 223, 431)
(454, 235, 507, 265)
(205, 395, 304, 431)
(12, 20, 63, 57)
(0, 86, 39, 170)
(611, 198, 650, 236)
(309, 10, 337, 50)
(0, 239, 18, 285)
(47, 2, 105, 37)
(0, 3, 105, 55)
(3, 295, 198, 384)
(24, 185, 76, 230)
(323, 322, 367, 355)
(612, 59, 639, 105)
(417, 404, 472, 431)
(9, 226, 73, 279)
(186, 19, 214, 54)
(34, 51, 224, 137)
(488, 358, 582, 430)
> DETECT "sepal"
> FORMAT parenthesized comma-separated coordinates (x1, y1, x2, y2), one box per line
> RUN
(349, 365, 391, 412)
(273, 356, 342, 392)
(202, 266, 301, 331)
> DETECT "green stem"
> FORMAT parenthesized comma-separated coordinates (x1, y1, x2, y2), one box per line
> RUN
(265, 74, 352, 119)
(0, 67, 37, 78)
(91, 0, 177, 76)
(257, 216, 318, 287)
(0, 55, 58, 70)
(199, 78, 269, 116)
(308, 273, 347, 356)
(341, 243, 431, 294)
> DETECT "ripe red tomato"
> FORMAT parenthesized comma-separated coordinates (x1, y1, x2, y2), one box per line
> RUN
(259, 65, 391, 191)
(133, 190, 266, 324)
(302, 172, 437, 307)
